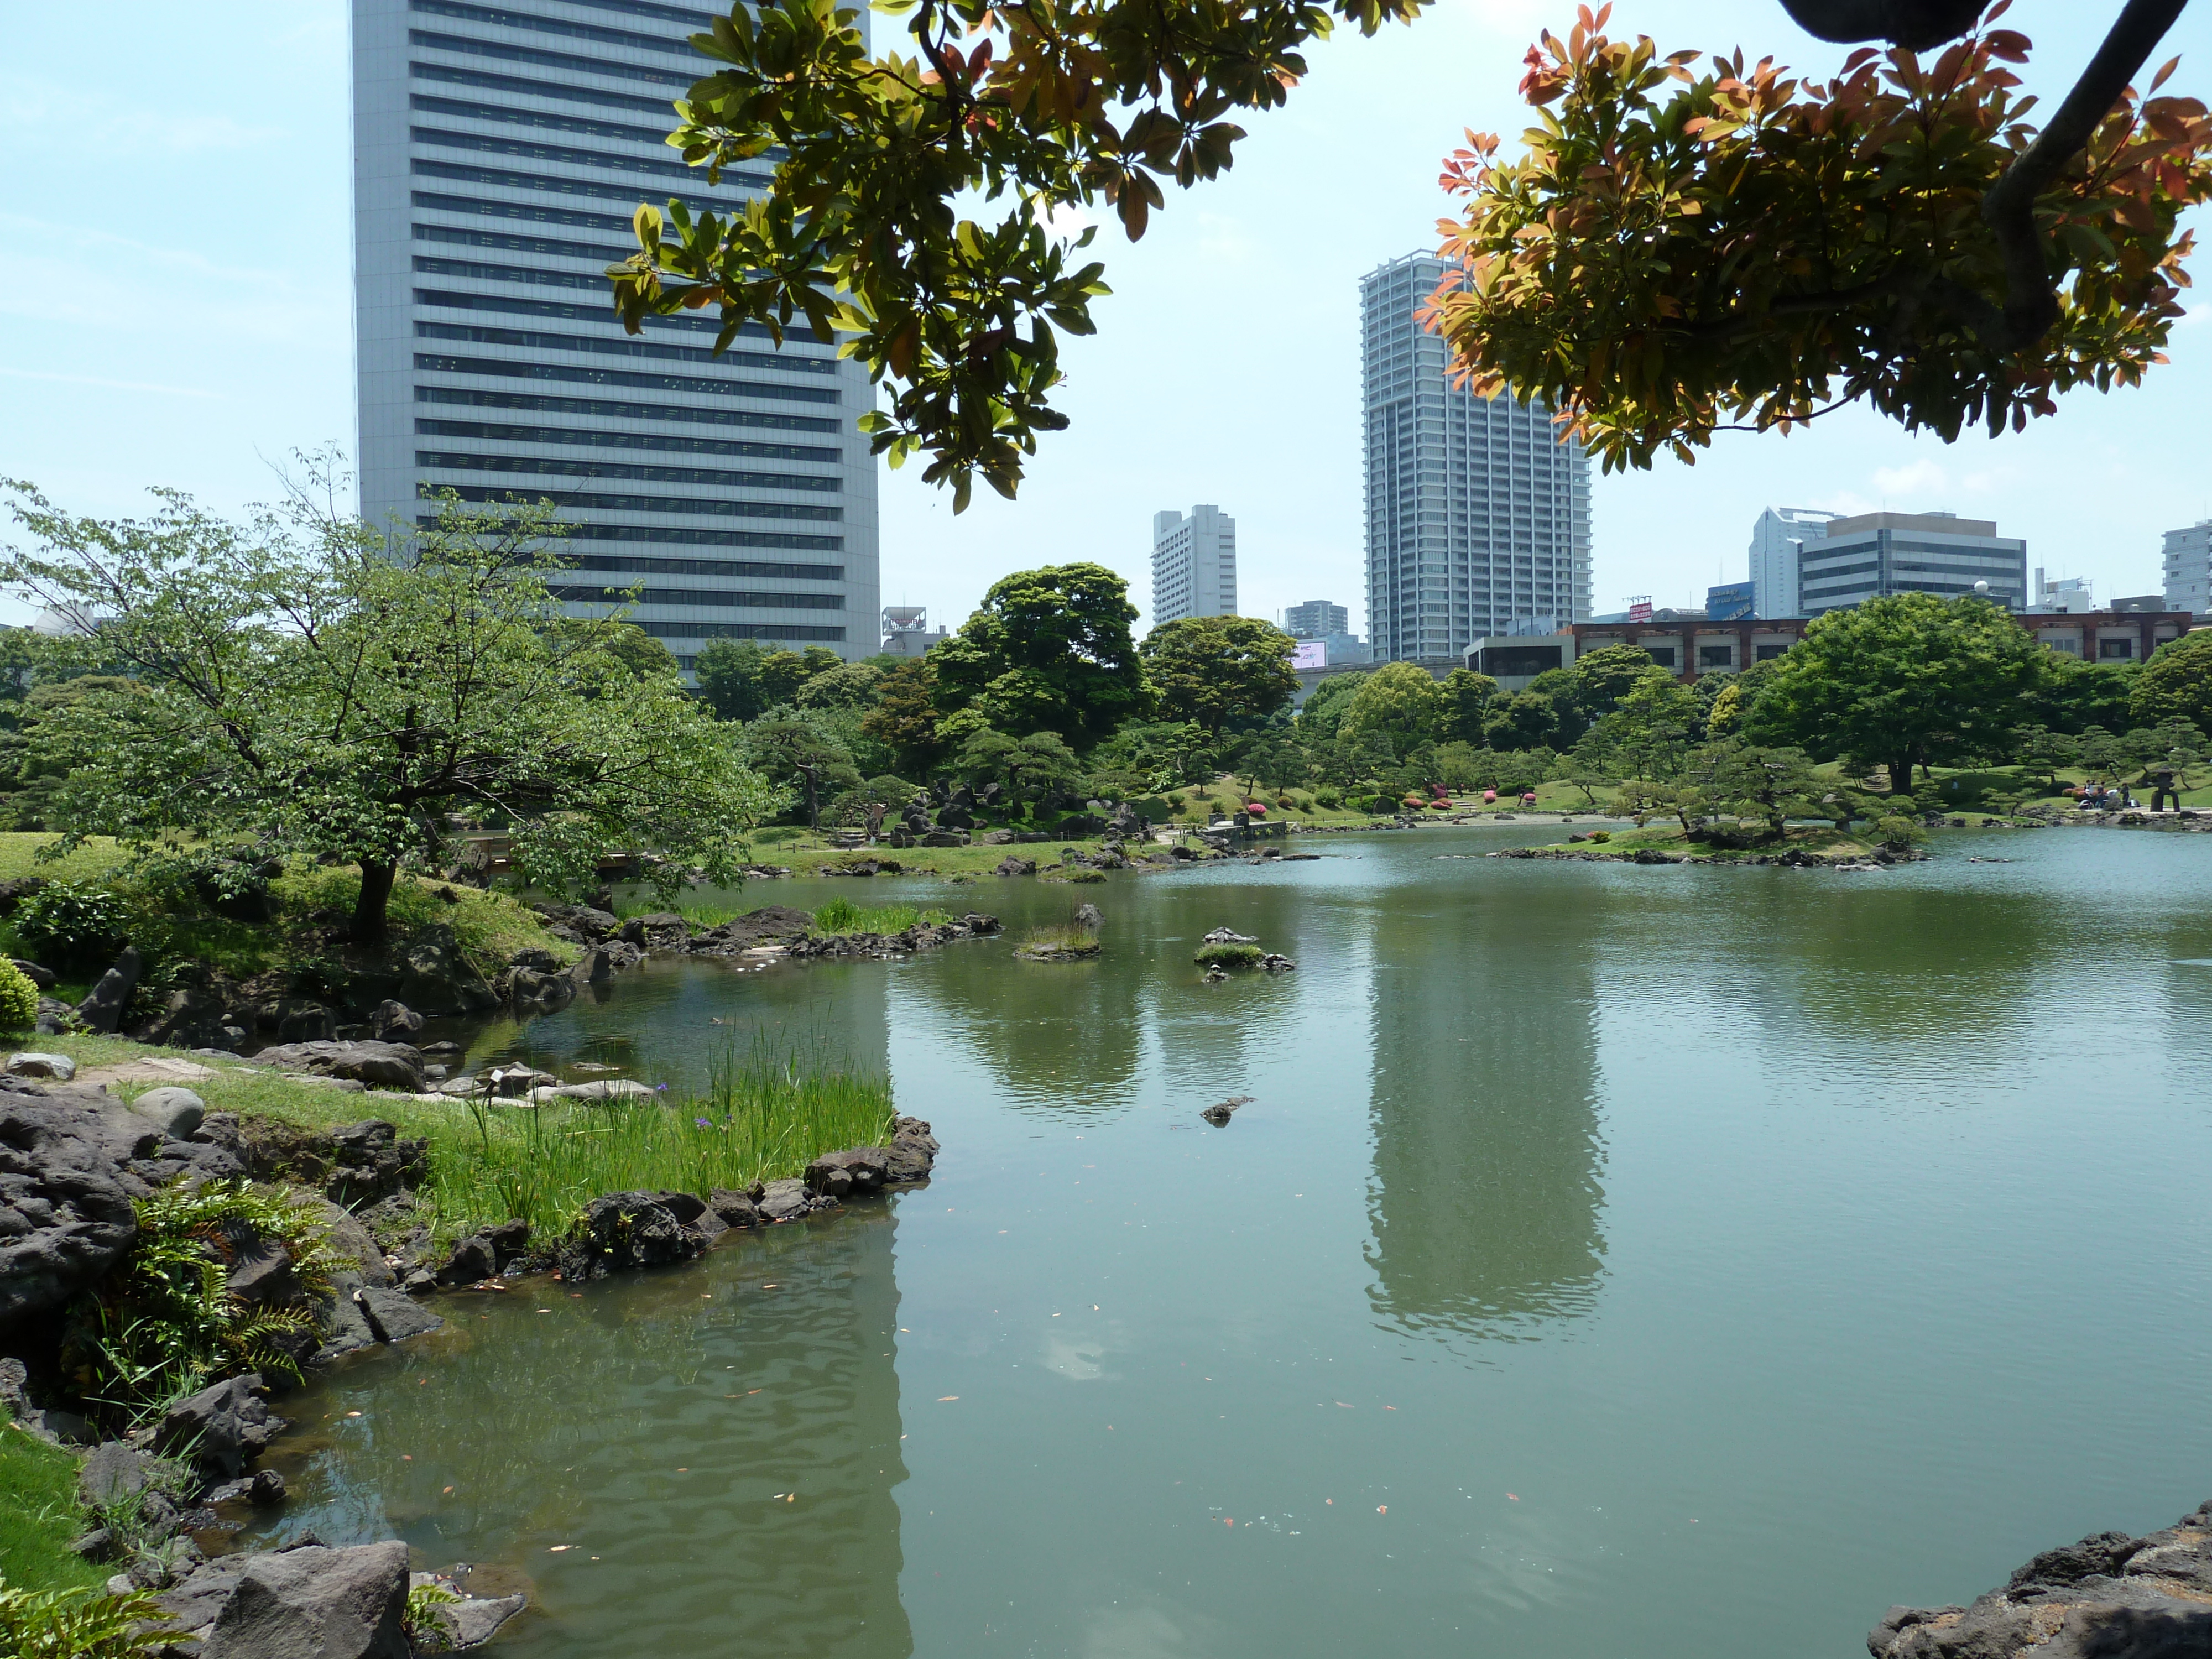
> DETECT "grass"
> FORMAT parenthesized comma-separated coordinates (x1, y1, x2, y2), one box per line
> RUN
(1016, 923, 1100, 956)
(810, 899, 953, 937)
(14, 1032, 892, 1248)
(1520, 822, 1888, 862)
(0, 1421, 105, 1594)
(1193, 942, 1266, 967)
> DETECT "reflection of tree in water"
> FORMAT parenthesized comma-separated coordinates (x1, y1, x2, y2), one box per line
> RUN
(1364, 899, 1607, 1343)
(243, 1210, 914, 1659)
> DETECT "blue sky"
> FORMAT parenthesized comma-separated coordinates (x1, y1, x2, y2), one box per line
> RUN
(3, 0, 2208, 635)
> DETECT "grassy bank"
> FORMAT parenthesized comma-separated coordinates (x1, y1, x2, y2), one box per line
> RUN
(0, 1419, 106, 1593)
(20, 1033, 893, 1247)
(1516, 823, 1888, 862)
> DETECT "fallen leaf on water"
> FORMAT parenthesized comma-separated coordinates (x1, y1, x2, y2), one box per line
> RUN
(938, 1395, 959, 1402)
(1377, 1506, 1387, 1515)
(1507, 1493, 1519, 1501)
(1223, 1518, 1234, 1527)
(1334, 1401, 1353, 1408)
(1325, 1499, 1333, 1505)
(443, 1486, 454, 1494)
(548, 1546, 572, 1553)
(676, 1467, 688, 1472)
(347, 1411, 363, 1418)
(401, 1455, 412, 1461)
(786, 1494, 796, 1503)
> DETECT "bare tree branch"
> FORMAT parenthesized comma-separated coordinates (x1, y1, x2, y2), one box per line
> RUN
(1981, 0, 2190, 346)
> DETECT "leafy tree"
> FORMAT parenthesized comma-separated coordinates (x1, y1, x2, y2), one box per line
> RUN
(2015, 724, 2080, 790)
(0, 478, 775, 945)
(1483, 689, 1564, 752)
(2132, 628, 2212, 731)
(1439, 668, 1499, 744)
(741, 707, 860, 828)
(1744, 593, 2050, 797)
(1588, 667, 1700, 780)
(953, 727, 1083, 814)
(1088, 719, 1215, 791)
(1569, 644, 1671, 719)
(591, 624, 681, 682)
(1432, 740, 1485, 792)
(1342, 662, 1447, 757)
(607, 0, 2208, 503)
(794, 660, 884, 711)
(2038, 655, 2138, 733)
(1294, 671, 1370, 745)
(1139, 615, 1298, 739)
(1558, 732, 1621, 808)
(693, 637, 771, 722)
(1687, 738, 1824, 839)
(1427, 7, 2212, 472)
(860, 656, 945, 774)
(931, 564, 1147, 749)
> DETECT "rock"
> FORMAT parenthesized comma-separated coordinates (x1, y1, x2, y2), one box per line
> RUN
(158, 1374, 285, 1482)
(396, 936, 494, 1016)
(617, 912, 691, 948)
(995, 856, 1037, 877)
(708, 1188, 760, 1229)
(248, 1041, 426, 1092)
(226, 1237, 303, 1309)
(274, 1001, 337, 1043)
(79, 1439, 153, 1509)
(0, 1091, 140, 1333)
(34, 995, 75, 1036)
(131, 1086, 206, 1138)
(757, 1178, 821, 1221)
(313, 1271, 379, 1360)
(569, 947, 614, 986)
(155, 1540, 412, 1659)
(238, 1120, 426, 1211)
(74, 946, 142, 1034)
(354, 1282, 442, 1344)
(1259, 953, 1298, 973)
(437, 1234, 498, 1285)
(6, 1050, 74, 1080)
(555, 1190, 713, 1282)
(921, 831, 969, 847)
(487, 1065, 557, 1098)
(805, 1145, 890, 1196)
(0, 877, 48, 913)
(508, 947, 562, 973)
(72, 1527, 113, 1560)
(251, 1468, 286, 1506)
(1073, 903, 1103, 930)
(437, 1592, 528, 1649)
(368, 1000, 423, 1041)
(529, 1078, 654, 1104)
(1199, 1095, 1251, 1127)
(1201, 927, 1257, 944)
(503, 967, 574, 1011)
(979, 829, 1016, 845)
(884, 1116, 939, 1182)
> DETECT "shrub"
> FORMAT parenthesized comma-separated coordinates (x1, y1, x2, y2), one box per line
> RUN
(13, 882, 132, 974)
(1587, 830, 1611, 843)
(1049, 867, 1108, 884)
(1314, 787, 1343, 810)
(1193, 942, 1264, 967)
(1872, 815, 1928, 851)
(0, 960, 37, 1031)
(0, 1577, 174, 1659)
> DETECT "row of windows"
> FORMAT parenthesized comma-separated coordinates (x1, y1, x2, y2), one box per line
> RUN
(550, 585, 844, 611)
(410, 255, 776, 354)
(414, 320, 834, 383)
(413, 123, 768, 192)
(432, 482, 842, 521)
(643, 622, 846, 643)
(415, 220, 634, 265)
(413, 288, 832, 362)
(411, 158, 744, 220)
(416, 450, 840, 493)
(416, 515, 839, 553)
(413, 60, 675, 119)
(411, 92, 685, 154)
(413, 186, 644, 238)
(414, 0, 699, 61)
(417, 416, 837, 465)
(564, 552, 843, 581)
(410, 28, 695, 88)
(566, 0, 718, 28)
(413, 351, 839, 406)
(416, 384, 838, 434)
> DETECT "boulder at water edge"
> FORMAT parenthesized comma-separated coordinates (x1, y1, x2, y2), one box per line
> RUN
(155, 1540, 412, 1659)
(248, 1040, 426, 1092)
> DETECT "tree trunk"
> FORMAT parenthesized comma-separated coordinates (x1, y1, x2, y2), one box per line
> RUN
(1890, 755, 1916, 800)
(800, 765, 820, 830)
(353, 858, 398, 950)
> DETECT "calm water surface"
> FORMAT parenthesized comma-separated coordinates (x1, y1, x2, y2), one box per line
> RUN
(241, 826, 2212, 1657)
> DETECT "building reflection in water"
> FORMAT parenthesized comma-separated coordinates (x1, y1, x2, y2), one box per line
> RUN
(1363, 894, 1609, 1344)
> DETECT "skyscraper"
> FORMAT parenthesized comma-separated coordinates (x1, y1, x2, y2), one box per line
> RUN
(1799, 511, 2027, 615)
(1150, 505, 1237, 625)
(1282, 600, 1349, 639)
(1746, 507, 1840, 618)
(1360, 252, 1590, 664)
(351, 0, 879, 666)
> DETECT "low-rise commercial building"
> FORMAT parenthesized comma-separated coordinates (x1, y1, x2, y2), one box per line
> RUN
(1799, 510, 2027, 614)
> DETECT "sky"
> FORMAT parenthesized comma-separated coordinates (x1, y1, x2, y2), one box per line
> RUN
(3, 1, 2210, 639)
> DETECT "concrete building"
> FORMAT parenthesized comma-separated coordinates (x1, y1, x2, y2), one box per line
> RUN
(1799, 510, 2026, 615)
(351, 0, 878, 668)
(1360, 252, 1590, 666)
(1707, 581, 1755, 622)
(2163, 521, 2211, 615)
(2028, 572, 2096, 614)
(1151, 505, 1237, 625)
(1282, 600, 1349, 640)
(1747, 507, 1840, 619)
(880, 605, 948, 658)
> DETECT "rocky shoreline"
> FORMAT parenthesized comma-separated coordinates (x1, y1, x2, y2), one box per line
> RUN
(1489, 843, 1934, 868)
(1870, 1499, 2212, 1657)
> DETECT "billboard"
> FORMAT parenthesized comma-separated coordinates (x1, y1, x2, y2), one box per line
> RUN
(1292, 640, 1328, 670)
(1627, 599, 1653, 623)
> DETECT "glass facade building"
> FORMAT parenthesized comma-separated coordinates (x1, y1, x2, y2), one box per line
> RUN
(352, 0, 879, 666)
(1797, 512, 2026, 616)
(1359, 252, 1590, 664)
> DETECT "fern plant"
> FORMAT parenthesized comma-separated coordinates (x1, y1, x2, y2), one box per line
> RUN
(61, 1181, 343, 1425)
(404, 1583, 461, 1650)
(0, 1576, 176, 1659)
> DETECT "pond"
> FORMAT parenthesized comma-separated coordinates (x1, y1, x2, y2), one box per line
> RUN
(239, 825, 2212, 1657)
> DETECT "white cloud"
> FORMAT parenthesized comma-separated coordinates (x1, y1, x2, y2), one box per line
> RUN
(1, 77, 278, 152)
(0, 367, 221, 400)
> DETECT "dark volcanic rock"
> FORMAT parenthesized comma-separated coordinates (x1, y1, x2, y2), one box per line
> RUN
(238, 1117, 426, 1208)
(0, 1088, 140, 1332)
(353, 1282, 442, 1344)
(368, 999, 424, 1042)
(159, 1374, 285, 1483)
(248, 1040, 426, 1092)
(75, 946, 142, 1034)
(556, 1190, 714, 1282)
(155, 1540, 411, 1659)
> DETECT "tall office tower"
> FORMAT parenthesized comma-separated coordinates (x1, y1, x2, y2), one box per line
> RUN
(1360, 252, 1590, 664)
(2164, 521, 2212, 615)
(1282, 599, 1349, 639)
(352, 0, 879, 667)
(1799, 510, 2027, 615)
(1746, 507, 1840, 618)
(1151, 505, 1238, 625)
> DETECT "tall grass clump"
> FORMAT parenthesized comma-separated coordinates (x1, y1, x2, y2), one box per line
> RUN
(423, 1040, 895, 1240)
(1193, 942, 1264, 968)
(810, 899, 952, 936)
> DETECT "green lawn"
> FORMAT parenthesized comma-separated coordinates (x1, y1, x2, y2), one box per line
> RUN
(0, 1421, 103, 1593)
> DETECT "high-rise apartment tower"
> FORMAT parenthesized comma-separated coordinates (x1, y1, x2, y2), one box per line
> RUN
(1282, 600, 1349, 639)
(1151, 505, 1238, 625)
(1746, 507, 1840, 618)
(352, 0, 879, 666)
(1360, 252, 1591, 663)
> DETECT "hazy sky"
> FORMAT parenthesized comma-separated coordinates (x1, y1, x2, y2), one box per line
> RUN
(3, 1, 2208, 637)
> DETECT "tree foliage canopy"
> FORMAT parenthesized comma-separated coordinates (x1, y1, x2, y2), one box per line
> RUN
(931, 562, 1147, 747)
(1424, 4, 2212, 471)
(1138, 614, 1298, 737)
(2131, 627, 2212, 731)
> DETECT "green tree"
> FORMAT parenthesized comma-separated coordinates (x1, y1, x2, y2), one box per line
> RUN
(931, 564, 1147, 749)
(860, 657, 944, 774)
(608, 0, 2208, 500)
(1483, 690, 1563, 752)
(1294, 671, 1370, 745)
(2015, 724, 2080, 790)
(693, 638, 771, 722)
(1138, 615, 1298, 739)
(1589, 667, 1700, 781)
(1744, 593, 2050, 798)
(741, 708, 860, 828)
(1, 478, 775, 945)
(1342, 662, 1447, 757)
(1569, 644, 1671, 719)
(1687, 738, 1824, 840)
(953, 727, 1083, 815)
(2038, 655, 2138, 734)
(1557, 731, 1621, 808)
(1439, 667, 1499, 744)
(2132, 628, 2212, 732)
(793, 660, 884, 711)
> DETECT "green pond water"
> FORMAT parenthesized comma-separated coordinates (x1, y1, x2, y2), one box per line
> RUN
(239, 825, 2212, 1657)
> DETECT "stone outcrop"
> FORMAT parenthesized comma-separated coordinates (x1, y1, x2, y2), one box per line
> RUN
(1870, 1500, 2212, 1658)
(247, 1041, 427, 1092)
(231, 1117, 427, 1208)
(154, 1539, 413, 1659)
(786, 914, 1001, 960)
(159, 1374, 287, 1483)
(555, 1189, 718, 1283)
